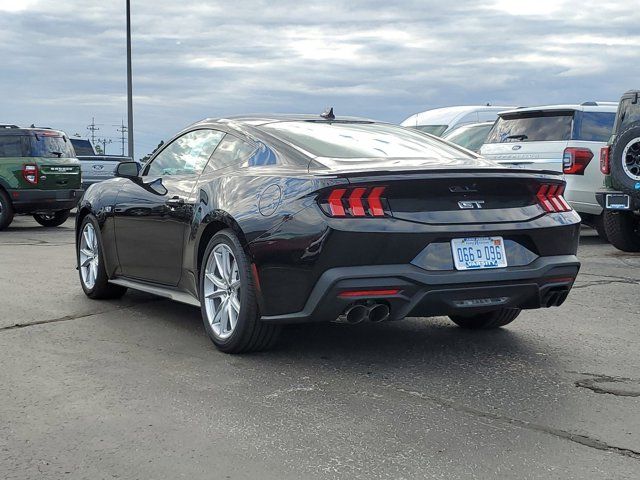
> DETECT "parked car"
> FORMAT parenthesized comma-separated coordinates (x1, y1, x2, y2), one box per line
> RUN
(69, 137, 134, 190)
(0, 124, 82, 230)
(76, 113, 580, 353)
(596, 90, 640, 251)
(401, 105, 515, 136)
(441, 121, 495, 153)
(480, 102, 617, 238)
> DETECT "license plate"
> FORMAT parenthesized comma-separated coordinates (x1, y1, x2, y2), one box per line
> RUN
(451, 237, 507, 270)
(605, 194, 630, 210)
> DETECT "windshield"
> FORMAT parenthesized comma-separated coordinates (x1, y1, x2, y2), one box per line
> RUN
(413, 125, 448, 136)
(442, 124, 493, 152)
(261, 121, 474, 159)
(485, 111, 573, 143)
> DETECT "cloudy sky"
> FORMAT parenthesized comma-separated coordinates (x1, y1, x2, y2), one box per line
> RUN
(1, 0, 638, 159)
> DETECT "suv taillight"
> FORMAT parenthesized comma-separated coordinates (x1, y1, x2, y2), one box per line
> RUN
(22, 164, 39, 185)
(321, 186, 388, 217)
(562, 147, 593, 175)
(537, 184, 571, 213)
(600, 146, 610, 174)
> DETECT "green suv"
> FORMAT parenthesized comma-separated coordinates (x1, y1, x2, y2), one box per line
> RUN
(596, 90, 640, 251)
(0, 125, 83, 230)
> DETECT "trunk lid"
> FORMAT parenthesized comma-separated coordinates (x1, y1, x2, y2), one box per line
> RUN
(34, 157, 82, 190)
(321, 169, 564, 225)
(480, 140, 568, 172)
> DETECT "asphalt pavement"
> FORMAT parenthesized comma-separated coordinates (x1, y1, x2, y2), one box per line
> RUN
(1, 216, 639, 479)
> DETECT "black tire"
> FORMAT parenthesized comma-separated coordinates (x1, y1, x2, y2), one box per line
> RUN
(449, 308, 521, 329)
(77, 215, 128, 299)
(603, 210, 640, 252)
(609, 122, 640, 194)
(33, 209, 71, 227)
(593, 214, 609, 242)
(199, 229, 280, 353)
(0, 189, 14, 231)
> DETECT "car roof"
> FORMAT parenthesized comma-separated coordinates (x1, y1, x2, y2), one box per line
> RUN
(0, 125, 67, 137)
(498, 102, 618, 116)
(194, 114, 379, 128)
(401, 105, 515, 127)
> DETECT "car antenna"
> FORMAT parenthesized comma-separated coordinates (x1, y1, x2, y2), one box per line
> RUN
(320, 107, 335, 120)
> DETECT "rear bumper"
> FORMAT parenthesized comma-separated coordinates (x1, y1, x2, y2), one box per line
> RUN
(260, 255, 580, 324)
(596, 190, 640, 211)
(8, 188, 83, 213)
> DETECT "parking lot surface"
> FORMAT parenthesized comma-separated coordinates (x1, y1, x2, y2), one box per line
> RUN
(1, 216, 639, 479)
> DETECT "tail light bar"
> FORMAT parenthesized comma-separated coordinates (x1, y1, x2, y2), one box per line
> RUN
(563, 147, 593, 175)
(322, 186, 388, 217)
(536, 183, 571, 213)
(22, 164, 39, 185)
(600, 146, 610, 174)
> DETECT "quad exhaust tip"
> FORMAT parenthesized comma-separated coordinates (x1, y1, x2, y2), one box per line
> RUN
(368, 303, 390, 322)
(336, 302, 390, 324)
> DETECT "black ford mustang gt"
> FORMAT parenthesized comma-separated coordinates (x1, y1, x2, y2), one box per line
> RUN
(76, 114, 581, 353)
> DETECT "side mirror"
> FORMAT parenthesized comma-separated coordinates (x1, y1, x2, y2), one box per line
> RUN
(116, 161, 140, 178)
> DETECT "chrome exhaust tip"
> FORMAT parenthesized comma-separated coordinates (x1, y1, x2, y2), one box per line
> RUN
(337, 304, 369, 324)
(368, 303, 390, 322)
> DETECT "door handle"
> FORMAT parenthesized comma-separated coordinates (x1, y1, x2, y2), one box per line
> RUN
(166, 196, 186, 207)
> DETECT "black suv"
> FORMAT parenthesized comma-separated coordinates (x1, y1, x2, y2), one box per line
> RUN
(596, 90, 640, 251)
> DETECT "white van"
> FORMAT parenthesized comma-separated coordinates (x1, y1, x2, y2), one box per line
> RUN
(479, 102, 617, 235)
(401, 105, 515, 136)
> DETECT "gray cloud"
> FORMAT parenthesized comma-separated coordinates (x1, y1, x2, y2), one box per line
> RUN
(1, 0, 639, 158)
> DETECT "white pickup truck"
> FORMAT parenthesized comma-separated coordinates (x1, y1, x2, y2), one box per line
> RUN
(69, 138, 135, 190)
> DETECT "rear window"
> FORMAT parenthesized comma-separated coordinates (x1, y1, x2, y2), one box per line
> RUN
(575, 112, 615, 142)
(485, 111, 573, 143)
(616, 98, 640, 131)
(261, 122, 472, 159)
(0, 133, 75, 158)
(70, 138, 95, 156)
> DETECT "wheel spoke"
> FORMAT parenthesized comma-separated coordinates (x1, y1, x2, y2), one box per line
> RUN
(230, 295, 240, 314)
(205, 272, 226, 290)
(81, 257, 92, 268)
(206, 289, 226, 300)
(227, 300, 237, 330)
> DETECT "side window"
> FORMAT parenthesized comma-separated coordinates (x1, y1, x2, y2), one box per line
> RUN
(146, 129, 224, 177)
(0, 135, 26, 157)
(204, 134, 256, 173)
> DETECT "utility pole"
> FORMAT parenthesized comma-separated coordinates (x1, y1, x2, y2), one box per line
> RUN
(87, 117, 99, 145)
(96, 138, 112, 155)
(115, 120, 128, 156)
(126, 0, 134, 160)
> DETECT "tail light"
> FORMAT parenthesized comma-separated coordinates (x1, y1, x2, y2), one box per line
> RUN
(600, 146, 610, 174)
(563, 147, 593, 175)
(321, 186, 388, 217)
(22, 164, 39, 185)
(536, 183, 571, 213)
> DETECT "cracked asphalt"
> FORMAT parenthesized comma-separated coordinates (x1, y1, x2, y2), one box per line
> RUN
(1, 216, 639, 479)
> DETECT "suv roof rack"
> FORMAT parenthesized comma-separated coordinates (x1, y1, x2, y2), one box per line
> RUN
(0, 124, 19, 129)
(581, 101, 598, 106)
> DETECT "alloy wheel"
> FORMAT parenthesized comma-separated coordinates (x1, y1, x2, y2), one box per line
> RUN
(203, 243, 241, 340)
(79, 223, 99, 289)
(622, 137, 640, 181)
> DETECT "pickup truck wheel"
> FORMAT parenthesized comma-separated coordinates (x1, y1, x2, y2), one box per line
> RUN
(449, 308, 521, 329)
(200, 229, 281, 353)
(0, 189, 15, 231)
(33, 209, 71, 227)
(603, 210, 640, 252)
(77, 215, 127, 299)
(609, 122, 640, 194)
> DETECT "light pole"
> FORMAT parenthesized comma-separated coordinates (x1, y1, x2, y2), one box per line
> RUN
(126, 0, 134, 160)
